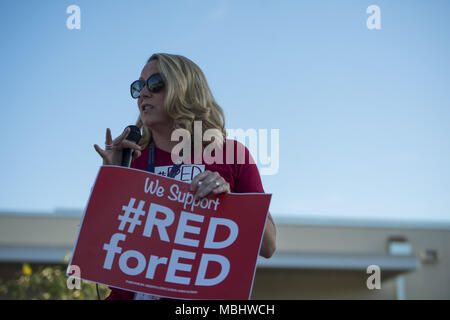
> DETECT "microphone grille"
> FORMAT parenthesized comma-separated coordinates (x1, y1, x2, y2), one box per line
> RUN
(125, 125, 142, 144)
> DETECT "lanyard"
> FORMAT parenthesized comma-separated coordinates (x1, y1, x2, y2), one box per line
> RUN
(147, 142, 183, 178)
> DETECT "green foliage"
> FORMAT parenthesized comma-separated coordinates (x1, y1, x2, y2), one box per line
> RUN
(0, 263, 110, 300)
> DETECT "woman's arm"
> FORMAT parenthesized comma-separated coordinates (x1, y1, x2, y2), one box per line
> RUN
(259, 211, 276, 258)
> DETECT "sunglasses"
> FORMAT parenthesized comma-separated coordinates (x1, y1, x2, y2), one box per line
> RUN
(130, 73, 165, 99)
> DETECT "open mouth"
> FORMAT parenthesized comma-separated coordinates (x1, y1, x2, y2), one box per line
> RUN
(141, 104, 154, 112)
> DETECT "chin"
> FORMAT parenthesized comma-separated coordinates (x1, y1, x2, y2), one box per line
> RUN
(140, 114, 153, 126)
(142, 119, 156, 130)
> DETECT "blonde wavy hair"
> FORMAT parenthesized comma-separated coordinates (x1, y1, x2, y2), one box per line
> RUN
(136, 53, 226, 149)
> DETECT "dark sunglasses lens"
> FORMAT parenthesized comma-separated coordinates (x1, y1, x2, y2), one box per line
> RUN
(147, 74, 165, 93)
(130, 80, 143, 99)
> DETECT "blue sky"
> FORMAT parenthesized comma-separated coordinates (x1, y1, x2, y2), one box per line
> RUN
(0, 0, 449, 222)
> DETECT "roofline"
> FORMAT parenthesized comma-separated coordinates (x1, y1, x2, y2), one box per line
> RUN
(274, 215, 450, 230)
(257, 252, 419, 272)
(1, 210, 450, 230)
(0, 209, 82, 219)
(0, 246, 72, 264)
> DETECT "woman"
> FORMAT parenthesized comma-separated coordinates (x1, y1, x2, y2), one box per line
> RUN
(94, 53, 276, 300)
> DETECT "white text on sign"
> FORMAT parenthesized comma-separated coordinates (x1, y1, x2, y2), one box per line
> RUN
(102, 198, 238, 286)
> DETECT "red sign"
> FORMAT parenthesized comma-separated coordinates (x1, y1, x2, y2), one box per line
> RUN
(68, 166, 271, 300)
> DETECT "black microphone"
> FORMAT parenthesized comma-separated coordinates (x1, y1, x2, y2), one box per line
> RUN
(121, 125, 142, 167)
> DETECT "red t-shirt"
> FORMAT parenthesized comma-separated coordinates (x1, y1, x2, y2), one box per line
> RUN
(105, 139, 265, 300)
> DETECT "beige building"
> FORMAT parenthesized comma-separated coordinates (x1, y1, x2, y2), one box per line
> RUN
(254, 216, 449, 299)
(0, 210, 449, 299)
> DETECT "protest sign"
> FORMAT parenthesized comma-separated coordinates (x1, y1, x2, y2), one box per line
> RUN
(68, 166, 271, 299)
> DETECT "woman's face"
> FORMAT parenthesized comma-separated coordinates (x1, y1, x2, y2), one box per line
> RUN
(138, 60, 174, 131)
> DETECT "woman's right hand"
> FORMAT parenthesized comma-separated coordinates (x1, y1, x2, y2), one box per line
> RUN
(93, 127, 142, 166)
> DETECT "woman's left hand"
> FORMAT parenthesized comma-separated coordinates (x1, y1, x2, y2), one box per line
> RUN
(190, 170, 231, 200)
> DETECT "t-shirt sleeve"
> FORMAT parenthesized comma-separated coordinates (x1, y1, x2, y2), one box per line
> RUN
(232, 140, 265, 194)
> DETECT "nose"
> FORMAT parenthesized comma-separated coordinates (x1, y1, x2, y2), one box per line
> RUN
(141, 83, 153, 97)
(138, 84, 152, 105)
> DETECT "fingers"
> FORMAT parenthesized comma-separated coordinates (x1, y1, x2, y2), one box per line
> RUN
(97, 127, 143, 166)
(212, 177, 230, 194)
(192, 171, 229, 199)
(105, 127, 142, 151)
(115, 127, 131, 145)
(94, 144, 111, 165)
(105, 128, 113, 145)
(113, 128, 143, 152)
(122, 140, 142, 151)
(190, 170, 210, 192)
(132, 149, 142, 161)
(105, 127, 130, 148)
(93, 144, 106, 158)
